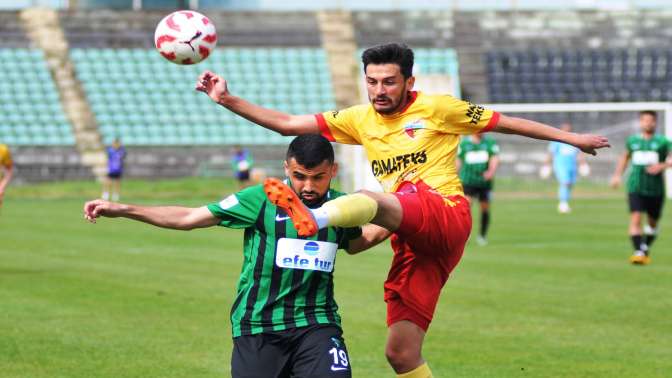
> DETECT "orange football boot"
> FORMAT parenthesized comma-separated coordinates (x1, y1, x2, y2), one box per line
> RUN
(263, 178, 318, 237)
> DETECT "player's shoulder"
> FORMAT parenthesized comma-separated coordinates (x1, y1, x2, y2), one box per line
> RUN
(653, 134, 668, 143)
(328, 188, 348, 199)
(324, 104, 370, 123)
(235, 184, 267, 201)
(421, 92, 460, 107)
(626, 134, 640, 144)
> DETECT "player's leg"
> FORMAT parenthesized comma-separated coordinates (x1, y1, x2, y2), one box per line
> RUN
(383, 188, 470, 377)
(111, 177, 121, 201)
(642, 195, 664, 258)
(478, 189, 491, 245)
(385, 320, 431, 377)
(263, 177, 398, 236)
(556, 168, 573, 213)
(102, 177, 111, 200)
(291, 325, 352, 378)
(627, 193, 647, 264)
(231, 333, 292, 378)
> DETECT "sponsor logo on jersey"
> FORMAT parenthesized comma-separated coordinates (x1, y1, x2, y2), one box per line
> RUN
(466, 102, 485, 125)
(303, 241, 320, 256)
(218, 194, 239, 209)
(276, 238, 337, 272)
(371, 150, 428, 177)
(403, 119, 425, 138)
(275, 214, 290, 222)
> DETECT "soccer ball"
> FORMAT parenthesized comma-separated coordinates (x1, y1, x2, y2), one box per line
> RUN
(154, 10, 217, 65)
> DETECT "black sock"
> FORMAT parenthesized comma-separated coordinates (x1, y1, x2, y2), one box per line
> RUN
(645, 234, 657, 248)
(481, 210, 490, 238)
(631, 235, 642, 252)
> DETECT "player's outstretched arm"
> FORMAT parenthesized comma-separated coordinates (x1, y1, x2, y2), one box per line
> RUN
(493, 115, 610, 155)
(346, 224, 393, 255)
(195, 70, 319, 136)
(83, 199, 219, 230)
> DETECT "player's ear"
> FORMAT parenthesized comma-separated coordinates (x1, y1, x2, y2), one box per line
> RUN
(283, 160, 290, 178)
(406, 75, 415, 90)
(331, 162, 339, 178)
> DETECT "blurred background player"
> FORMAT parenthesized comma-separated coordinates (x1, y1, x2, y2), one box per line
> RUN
(84, 134, 389, 378)
(102, 138, 126, 201)
(231, 145, 253, 189)
(610, 111, 671, 265)
(540, 123, 590, 214)
(457, 134, 500, 245)
(0, 143, 13, 209)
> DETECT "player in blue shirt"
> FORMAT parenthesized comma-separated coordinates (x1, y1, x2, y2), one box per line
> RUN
(541, 123, 589, 213)
(231, 145, 254, 189)
(102, 138, 126, 201)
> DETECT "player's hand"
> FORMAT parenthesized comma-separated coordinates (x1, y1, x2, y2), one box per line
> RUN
(482, 170, 495, 181)
(609, 175, 621, 189)
(646, 163, 667, 175)
(573, 134, 610, 156)
(195, 70, 229, 104)
(83, 199, 123, 223)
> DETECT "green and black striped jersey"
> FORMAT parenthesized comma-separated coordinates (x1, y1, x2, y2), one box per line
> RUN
(458, 136, 499, 189)
(207, 184, 362, 337)
(626, 134, 670, 197)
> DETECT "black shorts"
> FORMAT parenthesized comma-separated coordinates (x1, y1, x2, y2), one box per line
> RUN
(107, 172, 122, 179)
(628, 192, 665, 220)
(463, 185, 491, 202)
(236, 170, 250, 181)
(231, 324, 351, 378)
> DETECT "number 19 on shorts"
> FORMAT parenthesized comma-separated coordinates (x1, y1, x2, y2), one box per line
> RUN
(328, 347, 349, 371)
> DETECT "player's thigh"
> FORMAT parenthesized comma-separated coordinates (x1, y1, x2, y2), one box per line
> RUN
(231, 335, 291, 378)
(291, 325, 351, 378)
(628, 193, 645, 214)
(643, 195, 665, 221)
(362, 190, 403, 231)
(478, 188, 491, 203)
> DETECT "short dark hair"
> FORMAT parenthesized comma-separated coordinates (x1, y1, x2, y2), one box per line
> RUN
(286, 134, 334, 168)
(361, 43, 414, 79)
(640, 110, 657, 119)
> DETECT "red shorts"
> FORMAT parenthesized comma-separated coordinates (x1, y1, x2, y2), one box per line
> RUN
(385, 181, 472, 331)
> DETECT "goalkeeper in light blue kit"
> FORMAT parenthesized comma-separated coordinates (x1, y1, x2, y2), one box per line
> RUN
(541, 123, 589, 213)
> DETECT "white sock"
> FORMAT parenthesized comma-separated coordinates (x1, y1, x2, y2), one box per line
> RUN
(310, 207, 329, 229)
(102, 192, 110, 200)
(112, 193, 120, 202)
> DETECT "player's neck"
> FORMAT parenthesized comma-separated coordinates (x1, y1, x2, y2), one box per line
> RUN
(640, 132, 654, 140)
(376, 91, 418, 117)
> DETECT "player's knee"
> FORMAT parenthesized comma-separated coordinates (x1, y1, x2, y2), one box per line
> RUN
(385, 342, 421, 372)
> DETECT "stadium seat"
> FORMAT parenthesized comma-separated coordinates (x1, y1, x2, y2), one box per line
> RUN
(71, 47, 337, 145)
(0, 49, 74, 146)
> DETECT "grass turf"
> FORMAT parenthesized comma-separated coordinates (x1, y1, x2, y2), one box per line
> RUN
(1, 178, 670, 377)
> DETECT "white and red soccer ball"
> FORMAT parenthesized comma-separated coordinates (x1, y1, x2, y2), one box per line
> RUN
(154, 10, 217, 65)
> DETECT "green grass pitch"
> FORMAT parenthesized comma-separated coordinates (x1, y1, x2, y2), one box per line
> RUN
(1, 178, 671, 377)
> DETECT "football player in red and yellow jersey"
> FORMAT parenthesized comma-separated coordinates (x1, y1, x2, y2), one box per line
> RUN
(197, 43, 609, 378)
(0, 143, 13, 209)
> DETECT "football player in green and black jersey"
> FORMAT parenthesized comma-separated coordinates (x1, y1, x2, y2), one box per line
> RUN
(457, 134, 500, 245)
(83, 134, 390, 377)
(611, 111, 672, 265)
